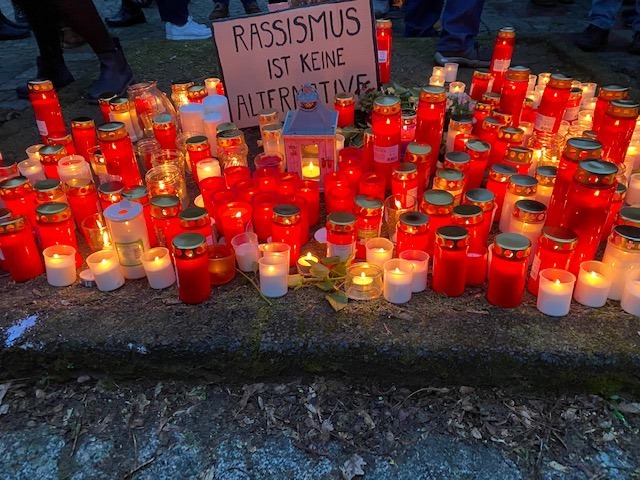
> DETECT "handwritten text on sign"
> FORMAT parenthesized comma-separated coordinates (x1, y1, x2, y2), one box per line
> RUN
(212, 0, 378, 128)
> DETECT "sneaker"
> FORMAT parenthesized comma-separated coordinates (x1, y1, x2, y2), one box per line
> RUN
(166, 17, 212, 40)
(576, 24, 609, 51)
(243, 2, 262, 14)
(209, 2, 229, 20)
(631, 31, 640, 55)
(434, 43, 491, 68)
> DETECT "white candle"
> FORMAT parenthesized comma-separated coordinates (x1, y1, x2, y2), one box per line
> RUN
(196, 158, 222, 183)
(111, 110, 143, 142)
(140, 247, 175, 289)
(26, 144, 44, 160)
(537, 268, 576, 316)
(43, 245, 77, 287)
(429, 75, 445, 87)
(203, 113, 224, 156)
(18, 158, 46, 184)
(86, 250, 125, 291)
(57, 155, 93, 184)
(335, 133, 345, 153)
(202, 94, 231, 123)
(383, 259, 414, 304)
(179, 103, 205, 133)
(449, 81, 465, 94)
(259, 256, 288, 297)
(204, 77, 222, 96)
(627, 173, 640, 206)
(194, 195, 205, 208)
(365, 237, 394, 270)
(296, 251, 319, 275)
(574, 261, 612, 308)
(399, 249, 429, 293)
(580, 82, 597, 99)
(259, 242, 291, 266)
(104, 201, 150, 280)
(231, 232, 260, 272)
(431, 66, 445, 79)
(444, 63, 458, 82)
(621, 275, 640, 316)
(301, 160, 320, 180)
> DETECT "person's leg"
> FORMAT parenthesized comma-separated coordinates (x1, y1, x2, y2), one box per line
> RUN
(159, 0, 211, 40)
(239, 0, 262, 15)
(210, 0, 230, 20)
(576, 0, 623, 50)
(105, 0, 146, 28)
(436, 0, 486, 54)
(404, 0, 444, 37)
(156, 0, 189, 25)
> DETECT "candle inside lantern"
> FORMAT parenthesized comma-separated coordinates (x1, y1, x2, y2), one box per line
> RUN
(140, 247, 176, 289)
(383, 259, 414, 304)
(259, 255, 289, 298)
(301, 159, 321, 180)
(573, 260, 612, 308)
(231, 231, 260, 272)
(537, 268, 576, 317)
(86, 249, 125, 291)
(297, 251, 319, 275)
(42, 245, 77, 287)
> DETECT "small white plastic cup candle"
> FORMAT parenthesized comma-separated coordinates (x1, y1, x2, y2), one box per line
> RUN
(259, 255, 288, 298)
(399, 249, 429, 293)
(444, 63, 459, 82)
(431, 66, 445, 79)
(18, 158, 46, 184)
(204, 77, 222, 96)
(203, 113, 223, 155)
(429, 75, 445, 87)
(140, 247, 175, 289)
(383, 258, 414, 304)
(196, 158, 222, 183)
(574, 260, 612, 308)
(259, 242, 291, 267)
(26, 144, 44, 160)
(202, 94, 231, 123)
(580, 82, 597, 99)
(621, 269, 640, 316)
(537, 268, 576, 317)
(43, 245, 77, 287)
(57, 155, 93, 184)
(179, 103, 205, 134)
(297, 251, 319, 275)
(449, 81, 465, 94)
(86, 249, 125, 292)
(365, 237, 394, 270)
(231, 232, 260, 272)
(626, 173, 640, 206)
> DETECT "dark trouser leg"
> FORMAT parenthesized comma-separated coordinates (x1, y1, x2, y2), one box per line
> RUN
(156, 0, 189, 25)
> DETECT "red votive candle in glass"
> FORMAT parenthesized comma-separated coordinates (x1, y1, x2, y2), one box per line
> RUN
(65, 178, 100, 228)
(489, 126, 524, 168)
(601, 183, 627, 242)
(224, 165, 251, 189)
(34, 179, 66, 206)
(323, 172, 347, 196)
(98, 92, 117, 123)
(272, 204, 302, 267)
(187, 85, 207, 104)
(27, 79, 67, 144)
(376, 19, 392, 84)
(400, 109, 418, 158)
(326, 211, 357, 261)
(173, 233, 211, 304)
(123, 185, 159, 248)
(358, 172, 386, 201)
(299, 180, 320, 227)
(396, 211, 429, 255)
(415, 86, 447, 172)
(362, 128, 374, 172)
(354, 195, 383, 258)
(97, 122, 142, 187)
(211, 189, 237, 237)
(472, 102, 493, 135)
(477, 116, 501, 146)
(280, 194, 309, 245)
(252, 192, 278, 242)
(504, 146, 533, 175)
(334, 92, 355, 127)
(486, 163, 517, 221)
(97, 180, 126, 211)
(199, 176, 227, 216)
(235, 178, 259, 204)
(325, 185, 355, 214)
(469, 68, 492, 101)
(0, 216, 44, 282)
(338, 147, 364, 190)
(533, 74, 573, 136)
(563, 88, 582, 123)
(489, 27, 516, 94)
(38, 144, 66, 180)
(220, 201, 251, 242)
(445, 114, 473, 154)
(433, 168, 465, 206)
(432, 225, 469, 297)
(452, 204, 486, 285)
(463, 188, 495, 247)
(404, 142, 432, 199)
(0, 176, 38, 226)
(35, 202, 82, 267)
(597, 100, 639, 165)
(150, 194, 182, 248)
(493, 108, 515, 127)
(420, 189, 455, 255)
(186, 135, 212, 183)
(592, 85, 629, 132)
(152, 113, 178, 150)
(254, 166, 279, 194)
(487, 233, 531, 307)
(0, 208, 10, 271)
(442, 151, 471, 189)
(372, 96, 402, 189)
(47, 133, 76, 155)
(391, 163, 419, 199)
(499, 66, 530, 127)
(179, 206, 214, 246)
(70, 117, 97, 162)
(464, 139, 491, 190)
(276, 171, 300, 196)
(526, 226, 578, 296)
(483, 91, 502, 109)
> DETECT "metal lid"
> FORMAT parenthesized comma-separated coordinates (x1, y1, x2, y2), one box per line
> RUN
(505, 146, 533, 165)
(489, 163, 518, 182)
(152, 113, 175, 127)
(273, 204, 300, 218)
(481, 116, 502, 131)
(39, 144, 66, 162)
(482, 91, 501, 106)
(354, 195, 383, 211)
(443, 151, 471, 166)
(186, 135, 210, 151)
(34, 179, 61, 192)
(399, 211, 429, 227)
(150, 194, 181, 208)
(450, 113, 473, 125)
(507, 175, 537, 195)
(122, 185, 149, 200)
(497, 126, 524, 142)
(392, 162, 418, 175)
(547, 74, 573, 89)
(0, 215, 28, 234)
(473, 68, 492, 79)
(326, 211, 356, 226)
(27, 79, 54, 92)
(171, 80, 194, 89)
(609, 225, 640, 251)
(474, 101, 493, 113)
(66, 178, 95, 195)
(402, 109, 417, 121)
(539, 226, 578, 251)
(376, 18, 392, 28)
(505, 66, 531, 81)
(187, 85, 207, 98)
(405, 142, 432, 160)
(179, 206, 208, 221)
(435, 225, 469, 249)
(617, 207, 640, 226)
(494, 109, 514, 127)
(563, 137, 603, 162)
(217, 122, 238, 133)
(70, 116, 95, 128)
(464, 188, 495, 211)
(452, 204, 483, 225)
(0, 175, 29, 190)
(98, 180, 126, 195)
(35, 202, 72, 223)
(373, 96, 402, 115)
(97, 122, 127, 141)
(172, 232, 207, 257)
(607, 99, 639, 118)
(465, 138, 491, 154)
(419, 86, 447, 103)
(575, 160, 617, 187)
(614, 182, 627, 201)
(535, 166, 557, 187)
(334, 92, 355, 106)
(109, 96, 131, 111)
(257, 107, 279, 117)
(598, 85, 629, 101)
(435, 168, 464, 182)
(0, 208, 11, 220)
(423, 189, 455, 206)
(97, 91, 117, 103)
(104, 200, 143, 222)
(512, 199, 547, 223)
(493, 233, 531, 259)
(497, 26, 515, 38)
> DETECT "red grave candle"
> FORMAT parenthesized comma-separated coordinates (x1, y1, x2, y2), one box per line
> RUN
(504, 146, 533, 175)
(0, 208, 10, 271)
(97, 122, 142, 187)
(0, 216, 44, 282)
(396, 211, 429, 255)
(280, 194, 309, 245)
(152, 113, 178, 150)
(224, 165, 251, 189)
(0, 176, 38, 227)
(400, 109, 417, 158)
(299, 180, 320, 227)
(199, 176, 227, 216)
(47, 133, 76, 155)
(123, 185, 159, 248)
(404, 143, 432, 199)
(452, 204, 487, 285)
(489, 27, 516, 94)
(372, 96, 402, 189)
(489, 126, 524, 168)
(323, 172, 348, 196)
(592, 85, 628, 132)
(35, 202, 82, 267)
(376, 19, 392, 84)
(442, 151, 471, 187)
(276, 172, 300, 196)
(179, 206, 214, 246)
(220, 201, 252, 242)
(597, 100, 639, 165)
(353, 195, 383, 258)
(235, 179, 259, 204)
(272, 204, 302, 267)
(150, 194, 182, 248)
(433, 168, 465, 206)
(34, 179, 66, 206)
(38, 144, 66, 180)
(97, 180, 126, 211)
(464, 139, 492, 190)
(186, 135, 213, 183)
(463, 188, 495, 247)
(211, 189, 237, 237)
(432, 225, 469, 297)
(65, 178, 100, 228)
(325, 186, 355, 214)
(187, 85, 207, 104)
(470, 69, 492, 101)
(601, 183, 627, 242)
(472, 102, 493, 135)
(362, 128, 374, 173)
(27, 79, 67, 144)
(358, 172, 386, 201)
(533, 74, 573, 136)
(486, 163, 517, 221)
(527, 226, 577, 295)
(252, 192, 279, 242)
(338, 147, 364, 190)
(391, 163, 419, 199)
(486, 233, 531, 308)
(420, 189, 455, 256)
(70, 117, 97, 162)
(415, 86, 447, 172)
(325, 212, 356, 261)
(477, 116, 502, 146)
(334, 93, 355, 128)
(98, 92, 117, 123)
(173, 233, 211, 304)
(563, 88, 582, 123)
(499, 66, 531, 127)
(521, 97, 536, 124)
(254, 166, 279, 194)
(483, 91, 502, 109)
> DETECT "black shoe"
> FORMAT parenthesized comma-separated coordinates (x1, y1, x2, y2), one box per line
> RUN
(0, 11, 28, 29)
(435, 43, 491, 68)
(630, 31, 640, 55)
(105, 3, 146, 28)
(576, 24, 609, 51)
(87, 37, 134, 104)
(243, 2, 262, 14)
(621, 9, 639, 28)
(0, 13, 30, 40)
(16, 57, 75, 99)
(209, 2, 229, 20)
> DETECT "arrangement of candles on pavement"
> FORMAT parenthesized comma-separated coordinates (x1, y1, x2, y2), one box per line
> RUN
(2, 25, 640, 317)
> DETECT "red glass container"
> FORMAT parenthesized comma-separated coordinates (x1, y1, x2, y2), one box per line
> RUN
(592, 85, 629, 132)
(433, 168, 465, 205)
(276, 171, 300, 196)
(122, 185, 159, 248)
(521, 97, 536, 124)
(0, 208, 10, 271)
(362, 128, 374, 172)
(326, 211, 357, 261)
(432, 225, 469, 297)
(272, 204, 302, 267)
(0, 176, 38, 226)
(504, 146, 533, 175)
(353, 195, 383, 258)
(469, 69, 492, 101)
(27, 79, 67, 144)
(235, 178, 259, 204)
(173, 233, 211, 304)
(477, 116, 502, 146)
(97, 180, 126, 211)
(533, 74, 573, 136)
(452, 204, 486, 285)
(220, 201, 252, 242)
(487, 233, 531, 307)
(472, 102, 493, 135)
(415, 86, 447, 172)
(70, 117, 97, 162)
(211, 189, 237, 236)
(254, 166, 279, 194)
(65, 178, 100, 228)
(38, 144, 66, 180)
(420, 189, 455, 255)
(601, 183, 627, 242)
(150, 194, 182, 248)
(443, 151, 471, 180)
(98, 92, 117, 123)
(325, 185, 355, 214)
(207, 244, 236, 286)
(400, 109, 417, 157)
(396, 211, 429, 255)
(152, 113, 178, 150)
(563, 88, 582, 123)
(489, 27, 516, 94)
(376, 19, 392, 84)
(179, 206, 214, 245)
(46, 133, 76, 155)
(334, 93, 355, 127)
(199, 176, 227, 216)
(251, 192, 278, 242)
(338, 147, 364, 190)
(299, 180, 320, 227)
(464, 139, 491, 190)
(372, 96, 402, 188)
(464, 188, 495, 246)
(222, 165, 250, 190)
(391, 163, 418, 199)
(97, 122, 143, 187)
(34, 179, 66, 206)
(597, 100, 639, 165)
(323, 172, 348, 196)
(499, 66, 530, 127)
(527, 226, 577, 295)
(404, 142, 432, 199)
(280, 194, 309, 245)
(35, 202, 82, 267)
(187, 85, 207, 104)
(486, 163, 517, 221)
(0, 216, 44, 282)
(358, 172, 386, 200)
(489, 126, 524, 168)
(183, 135, 211, 183)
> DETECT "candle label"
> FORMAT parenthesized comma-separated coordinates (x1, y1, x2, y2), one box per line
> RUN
(492, 58, 511, 73)
(357, 228, 379, 245)
(530, 255, 541, 281)
(373, 144, 399, 164)
(563, 106, 579, 122)
(534, 114, 555, 133)
(407, 187, 418, 200)
(36, 120, 48, 136)
(114, 240, 145, 267)
(378, 51, 388, 63)
(327, 242, 355, 261)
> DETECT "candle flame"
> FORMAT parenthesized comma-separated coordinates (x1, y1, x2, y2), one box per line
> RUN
(268, 266, 275, 273)
(158, 181, 165, 190)
(306, 252, 313, 259)
(360, 272, 366, 278)
(590, 271, 598, 278)
(101, 258, 107, 265)
(394, 267, 401, 274)
(555, 279, 561, 285)
(309, 161, 315, 169)
(154, 256, 160, 262)
(394, 199, 402, 209)
(102, 231, 110, 245)
(235, 211, 242, 219)
(53, 254, 60, 259)
(377, 248, 386, 253)
(96, 219, 103, 229)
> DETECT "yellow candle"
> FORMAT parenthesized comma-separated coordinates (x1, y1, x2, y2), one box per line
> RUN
(296, 252, 319, 275)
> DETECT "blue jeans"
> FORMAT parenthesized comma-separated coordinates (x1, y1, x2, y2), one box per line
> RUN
(404, 0, 486, 53)
(589, 0, 640, 31)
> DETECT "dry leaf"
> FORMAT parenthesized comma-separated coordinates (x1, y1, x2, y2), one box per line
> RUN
(0, 383, 9, 405)
(359, 410, 376, 429)
(549, 461, 570, 473)
(341, 454, 366, 480)
(459, 386, 475, 395)
(617, 402, 640, 414)
(471, 427, 483, 440)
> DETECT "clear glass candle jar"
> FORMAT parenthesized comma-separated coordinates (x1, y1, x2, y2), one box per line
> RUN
(597, 99, 639, 166)
(376, 18, 392, 84)
(65, 178, 100, 228)
(27, 79, 67, 144)
(128, 81, 178, 138)
(498, 174, 537, 232)
(487, 233, 531, 308)
(0, 176, 38, 226)
(415, 86, 447, 171)
(464, 138, 492, 190)
(70, 117, 97, 163)
(353, 195, 383, 259)
(0, 215, 44, 282)
(272, 204, 302, 267)
(173, 233, 211, 304)
(433, 168, 465, 206)
(602, 225, 640, 300)
(152, 113, 178, 150)
(57, 155, 92, 184)
(469, 68, 492, 101)
(420, 189, 454, 255)
(35, 202, 81, 267)
(432, 225, 469, 297)
(262, 123, 285, 158)
(334, 92, 355, 128)
(150, 194, 182, 248)
(404, 142, 432, 199)
(97, 180, 125, 211)
(533, 74, 573, 136)
(345, 263, 383, 300)
(372, 96, 402, 189)
(489, 27, 516, 93)
(508, 199, 546, 254)
(499, 66, 531, 127)
(97, 122, 142, 187)
(81, 213, 113, 251)
(463, 188, 495, 246)
(592, 84, 628, 132)
(170, 80, 194, 111)
(504, 146, 533, 175)
(527, 225, 578, 296)
(145, 164, 188, 208)
(38, 144, 66, 180)
(217, 129, 249, 169)
(109, 96, 143, 141)
(326, 211, 357, 262)
(396, 211, 429, 255)
(391, 163, 419, 199)
(104, 200, 150, 279)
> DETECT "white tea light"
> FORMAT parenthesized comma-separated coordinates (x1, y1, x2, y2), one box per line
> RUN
(43, 245, 76, 287)
(537, 268, 576, 316)
(444, 63, 459, 83)
(383, 258, 414, 304)
(140, 247, 175, 289)
(573, 260, 612, 308)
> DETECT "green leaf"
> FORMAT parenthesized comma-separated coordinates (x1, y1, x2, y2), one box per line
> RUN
(326, 290, 348, 311)
(317, 278, 336, 291)
(287, 274, 303, 288)
(322, 256, 342, 268)
(331, 262, 348, 277)
(251, 261, 259, 274)
(310, 263, 330, 279)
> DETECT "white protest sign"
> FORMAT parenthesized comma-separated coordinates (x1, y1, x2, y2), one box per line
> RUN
(212, 0, 379, 128)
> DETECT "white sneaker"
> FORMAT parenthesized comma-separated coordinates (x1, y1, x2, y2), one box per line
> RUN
(166, 16, 212, 41)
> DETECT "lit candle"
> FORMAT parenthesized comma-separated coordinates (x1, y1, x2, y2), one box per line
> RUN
(26, 144, 44, 160)
(43, 245, 77, 287)
(573, 261, 612, 308)
(86, 250, 125, 292)
(259, 256, 288, 298)
(297, 251, 319, 275)
(230, 231, 261, 272)
(429, 76, 445, 87)
(345, 263, 383, 300)
(259, 242, 291, 266)
(208, 244, 236, 286)
(17, 158, 46, 184)
(449, 81, 465, 94)
(301, 160, 321, 180)
(140, 247, 175, 289)
(196, 158, 222, 183)
(398, 249, 429, 293)
(383, 259, 414, 304)
(537, 268, 576, 317)
(365, 237, 394, 270)
(621, 272, 640, 316)
(431, 66, 445, 79)
(444, 63, 459, 82)
(173, 233, 211, 303)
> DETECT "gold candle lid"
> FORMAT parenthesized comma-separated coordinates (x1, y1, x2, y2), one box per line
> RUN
(452, 204, 483, 225)
(373, 96, 401, 115)
(435, 225, 469, 249)
(35, 202, 72, 223)
(186, 135, 210, 151)
(262, 123, 283, 140)
(574, 160, 617, 187)
(474, 101, 493, 114)
(489, 163, 518, 182)
(392, 162, 418, 176)
(0, 176, 33, 198)
(405, 142, 431, 163)
(434, 168, 465, 189)
(421, 189, 455, 215)
(493, 233, 531, 259)
(539, 226, 578, 251)
(505, 66, 531, 81)
(443, 151, 471, 169)
(598, 85, 629, 101)
(97, 122, 128, 141)
(354, 195, 383, 215)
(563, 137, 602, 161)
(172, 232, 207, 257)
(464, 188, 495, 212)
(273, 204, 301, 224)
(506, 174, 537, 195)
(497, 126, 524, 143)
(399, 211, 429, 227)
(179, 206, 209, 227)
(497, 26, 515, 38)
(109, 96, 132, 112)
(616, 206, 640, 227)
(150, 194, 181, 218)
(607, 99, 639, 118)
(472, 68, 492, 80)
(609, 225, 640, 251)
(547, 74, 573, 89)
(535, 166, 557, 186)
(326, 211, 356, 233)
(419, 86, 447, 103)
(512, 199, 547, 223)
(39, 144, 67, 164)
(0, 215, 28, 234)
(152, 113, 175, 128)
(71, 116, 95, 129)
(66, 178, 96, 196)
(172, 80, 194, 92)
(187, 85, 207, 100)
(376, 18, 392, 29)
(334, 93, 355, 107)
(505, 146, 533, 165)
(27, 79, 54, 92)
